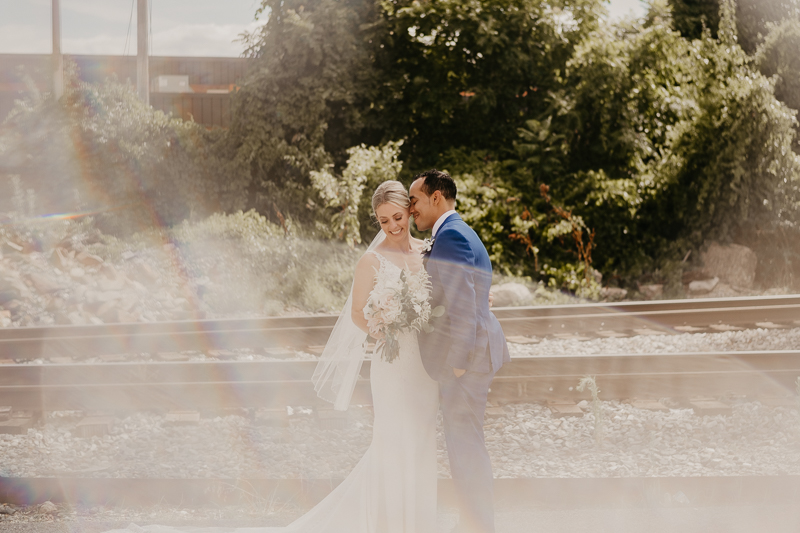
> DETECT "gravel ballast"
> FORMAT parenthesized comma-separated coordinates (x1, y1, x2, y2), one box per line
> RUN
(2, 328, 800, 480)
(508, 327, 800, 357)
(1, 399, 798, 481)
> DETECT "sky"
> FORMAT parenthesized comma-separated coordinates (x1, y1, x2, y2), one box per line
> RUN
(0, 0, 648, 58)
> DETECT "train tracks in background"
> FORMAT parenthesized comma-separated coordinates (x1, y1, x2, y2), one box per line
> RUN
(0, 350, 798, 412)
(0, 294, 798, 412)
(1, 295, 799, 509)
(0, 294, 798, 360)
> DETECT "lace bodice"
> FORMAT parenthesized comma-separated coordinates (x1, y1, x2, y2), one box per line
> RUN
(369, 250, 402, 276)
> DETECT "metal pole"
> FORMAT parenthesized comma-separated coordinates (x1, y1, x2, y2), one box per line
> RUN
(137, 0, 149, 104)
(52, 0, 64, 98)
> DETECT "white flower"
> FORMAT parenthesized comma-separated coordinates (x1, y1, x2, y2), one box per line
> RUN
(421, 238, 433, 253)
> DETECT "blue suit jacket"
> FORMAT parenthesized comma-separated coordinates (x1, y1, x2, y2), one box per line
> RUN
(419, 213, 510, 381)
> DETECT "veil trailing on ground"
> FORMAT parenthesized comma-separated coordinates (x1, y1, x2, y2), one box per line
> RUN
(312, 231, 386, 411)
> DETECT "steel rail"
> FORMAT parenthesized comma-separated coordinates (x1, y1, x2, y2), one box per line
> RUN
(1, 351, 798, 410)
(0, 294, 799, 360)
(2, 475, 799, 508)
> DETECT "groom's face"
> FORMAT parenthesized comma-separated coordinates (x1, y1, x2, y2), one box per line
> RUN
(409, 179, 436, 231)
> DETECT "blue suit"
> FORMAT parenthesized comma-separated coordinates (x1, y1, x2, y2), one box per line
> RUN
(419, 213, 510, 533)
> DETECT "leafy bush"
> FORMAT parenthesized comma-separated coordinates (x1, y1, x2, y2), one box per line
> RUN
(310, 141, 404, 246)
(0, 64, 249, 235)
(232, 0, 376, 223)
(508, 0, 800, 286)
(172, 210, 361, 313)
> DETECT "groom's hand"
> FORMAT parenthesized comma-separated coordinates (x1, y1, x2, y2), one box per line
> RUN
(452, 368, 466, 378)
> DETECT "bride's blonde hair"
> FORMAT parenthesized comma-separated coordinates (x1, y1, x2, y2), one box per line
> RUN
(372, 180, 410, 213)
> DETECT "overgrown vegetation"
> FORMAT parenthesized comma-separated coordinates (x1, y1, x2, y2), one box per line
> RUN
(4, 0, 800, 301)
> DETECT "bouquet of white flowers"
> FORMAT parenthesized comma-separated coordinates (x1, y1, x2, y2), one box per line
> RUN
(363, 267, 444, 362)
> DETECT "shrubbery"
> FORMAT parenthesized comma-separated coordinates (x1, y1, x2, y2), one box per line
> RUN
(0, 64, 249, 236)
(5, 0, 800, 301)
(172, 210, 360, 313)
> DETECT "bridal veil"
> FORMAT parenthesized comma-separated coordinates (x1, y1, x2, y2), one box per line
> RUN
(311, 231, 385, 410)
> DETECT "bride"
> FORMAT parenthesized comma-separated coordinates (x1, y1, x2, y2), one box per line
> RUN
(107, 180, 441, 532)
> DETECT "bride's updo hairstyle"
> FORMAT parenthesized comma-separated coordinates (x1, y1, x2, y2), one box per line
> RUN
(372, 180, 410, 214)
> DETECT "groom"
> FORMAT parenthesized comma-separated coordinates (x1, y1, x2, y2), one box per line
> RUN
(409, 170, 510, 533)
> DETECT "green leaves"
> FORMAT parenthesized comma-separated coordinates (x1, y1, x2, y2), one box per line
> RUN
(230, 0, 376, 211)
(370, 0, 604, 168)
(310, 140, 404, 246)
(505, 0, 800, 283)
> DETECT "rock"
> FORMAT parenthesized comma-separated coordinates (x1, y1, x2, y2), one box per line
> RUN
(2, 240, 23, 254)
(29, 273, 65, 293)
(682, 269, 712, 284)
(100, 263, 121, 281)
(46, 297, 66, 311)
(701, 243, 757, 289)
(263, 299, 284, 316)
(70, 267, 86, 279)
(99, 277, 125, 291)
(50, 248, 71, 270)
(117, 309, 139, 323)
(38, 501, 58, 514)
(0, 279, 21, 304)
(688, 277, 719, 294)
(638, 284, 663, 299)
(76, 251, 104, 267)
(67, 311, 88, 325)
(490, 283, 532, 307)
(97, 302, 120, 322)
(0, 504, 16, 515)
(600, 287, 628, 301)
(131, 263, 161, 285)
(763, 287, 788, 295)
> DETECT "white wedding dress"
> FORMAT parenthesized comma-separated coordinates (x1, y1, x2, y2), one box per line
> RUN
(107, 251, 441, 533)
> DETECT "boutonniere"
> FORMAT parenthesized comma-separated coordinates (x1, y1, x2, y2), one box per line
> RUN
(421, 237, 434, 254)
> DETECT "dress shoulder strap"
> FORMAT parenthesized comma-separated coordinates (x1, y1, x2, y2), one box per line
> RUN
(368, 250, 400, 272)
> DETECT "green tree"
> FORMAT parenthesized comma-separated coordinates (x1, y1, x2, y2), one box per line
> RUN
(310, 140, 404, 245)
(737, 0, 800, 53)
(0, 66, 248, 234)
(667, 0, 800, 53)
(370, 0, 604, 169)
(230, 0, 377, 220)
(668, 0, 720, 40)
(755, 17, 800, 116)
(510, 0, 800, 283)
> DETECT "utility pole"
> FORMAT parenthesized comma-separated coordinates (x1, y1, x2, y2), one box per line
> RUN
(137, 0, 149, 104)
(52, 0, 63, 98)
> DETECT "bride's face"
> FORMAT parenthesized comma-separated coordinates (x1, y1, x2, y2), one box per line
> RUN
(375, 202, 411, 242)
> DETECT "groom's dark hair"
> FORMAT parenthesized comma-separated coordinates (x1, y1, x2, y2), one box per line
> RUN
(413, 169, 457, 200)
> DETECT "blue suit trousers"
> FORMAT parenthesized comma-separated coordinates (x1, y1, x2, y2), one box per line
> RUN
(439, 367, 496, 533)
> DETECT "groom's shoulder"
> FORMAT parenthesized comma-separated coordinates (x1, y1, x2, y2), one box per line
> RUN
(443, 218, 482, 244)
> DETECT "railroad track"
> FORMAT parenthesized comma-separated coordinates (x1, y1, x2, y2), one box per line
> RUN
(0, 295, 798, 412)
(2, 475, 800, 508)
(0, 350, 798, 412)
(1, 296, 799, 510)
(0, 294, 798, 361)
